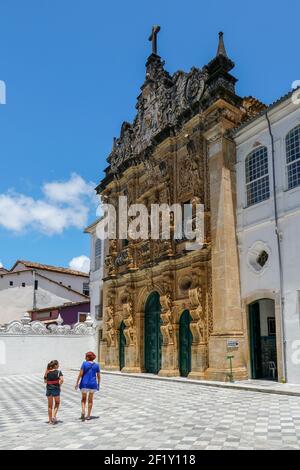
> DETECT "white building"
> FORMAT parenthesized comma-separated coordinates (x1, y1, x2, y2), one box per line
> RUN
(235, 88, 300, 384)
(84, 219, 105, 357)
(0, 260, 89, 325)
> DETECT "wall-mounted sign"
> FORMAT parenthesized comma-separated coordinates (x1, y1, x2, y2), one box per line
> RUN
(227, 339, 239, 349)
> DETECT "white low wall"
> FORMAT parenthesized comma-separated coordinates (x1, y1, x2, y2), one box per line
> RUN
(0, 315, 96, 376)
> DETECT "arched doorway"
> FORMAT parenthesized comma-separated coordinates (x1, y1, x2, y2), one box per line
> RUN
(248, 299, 277, 380)
(119, 321, 126, 371)
(179, 310, 193, 377)
(144, 292, 162, 374)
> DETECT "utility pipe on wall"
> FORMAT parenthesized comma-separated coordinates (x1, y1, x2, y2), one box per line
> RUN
(265, 112, 287, 382)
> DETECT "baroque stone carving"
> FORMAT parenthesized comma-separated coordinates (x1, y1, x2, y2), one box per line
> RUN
(160, 293, 174, 346)
(188, 287, 206, 344)
(185, 68, 205, 103)
(0, 316, 94, 336)
(122, 299, 136, 346)
(105, 301, 116, 347)
(107, 57, 208, 174)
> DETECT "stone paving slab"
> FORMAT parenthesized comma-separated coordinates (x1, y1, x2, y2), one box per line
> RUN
(0, 371, 300, 450)
(100, 370, 300, 397)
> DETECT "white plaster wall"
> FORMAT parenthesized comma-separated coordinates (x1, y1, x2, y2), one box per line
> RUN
(35, 270, 88, 294)
(12, 262, 88, 294)
(88, 227, 104, 325)
(236, 97, 300, 384)
(0, 271, 87, 325)
(0, 334, 95, 376)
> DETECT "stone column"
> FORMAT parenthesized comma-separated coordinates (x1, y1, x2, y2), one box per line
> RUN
(103, 294, 119, 371)
(99, 338, 107, 369)
(204, 125, 247, 381)
(187, 288, 208, 379)
(122, 301, 142, 373)
(104, 345, 119, 371)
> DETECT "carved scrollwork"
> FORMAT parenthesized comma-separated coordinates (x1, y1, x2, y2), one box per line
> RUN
(0, 318, 94, 336)
(185, 68, 205, 104)
(160, 293, 174, 346)
(107, 57, 208, 174)
(188, 287, 206, 344)
(122, 299, 136, 346)
(105, 300, 116, 347)
(115, 249, 129, 267)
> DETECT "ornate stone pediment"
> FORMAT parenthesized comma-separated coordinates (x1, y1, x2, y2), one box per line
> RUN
(107, 56, 208, 174)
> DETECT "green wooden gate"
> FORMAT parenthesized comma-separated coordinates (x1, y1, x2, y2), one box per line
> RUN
(119, 321, 126, 371)
(144, 292, 162, 374)
(179, 310, 193, 377)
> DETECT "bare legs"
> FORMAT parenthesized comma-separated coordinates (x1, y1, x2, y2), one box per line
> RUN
(87, 393, 94, 419)
(81, 392, 87, 419)
(47, 396, 60, 424)
(81, 392, 94, 420)
(53, 397, 60, 422)
(48, 396, 53, 423)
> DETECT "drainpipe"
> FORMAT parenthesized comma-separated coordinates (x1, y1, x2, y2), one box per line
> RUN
(32, 270, 37, 311)
(265, 112, 287, 382)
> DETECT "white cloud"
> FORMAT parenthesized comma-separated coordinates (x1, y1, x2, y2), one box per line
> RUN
(0, 261, 3, 268)
(43, 173, 95, 205)
(69, 255, 90, 273)
(0, 174, 96, 235)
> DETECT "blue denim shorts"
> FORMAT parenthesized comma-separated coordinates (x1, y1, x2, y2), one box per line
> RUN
(46, 388, 60, 397)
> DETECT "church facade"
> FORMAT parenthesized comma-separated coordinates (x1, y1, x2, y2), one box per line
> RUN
(97, 30, 265, 381)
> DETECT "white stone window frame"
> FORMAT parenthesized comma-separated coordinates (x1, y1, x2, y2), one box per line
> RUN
(94, 238, 102, 272)
(286, 124, 300, 191)
(245, 145, 270, 207)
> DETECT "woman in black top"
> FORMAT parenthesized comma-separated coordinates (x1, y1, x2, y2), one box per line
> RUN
(44, 360, 64, 424)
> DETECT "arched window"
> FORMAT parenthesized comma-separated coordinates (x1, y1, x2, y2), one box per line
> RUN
(94, 239, 102, 271)
(286, 125, 300, 189)
(245, 146, 270, 206)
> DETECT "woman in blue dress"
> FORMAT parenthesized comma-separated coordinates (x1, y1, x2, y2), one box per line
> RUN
(75, 352, 100, 421)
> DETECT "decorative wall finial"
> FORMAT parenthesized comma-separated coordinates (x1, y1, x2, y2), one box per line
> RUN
(148, 25, 161, 55)
(217, 31, 228, 57)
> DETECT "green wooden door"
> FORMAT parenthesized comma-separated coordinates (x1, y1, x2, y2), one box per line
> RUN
(179, 310, 193, 377)
(249, 302, 262, 379)
(119, 321, 126, 371)
(144, 292, 162, 374)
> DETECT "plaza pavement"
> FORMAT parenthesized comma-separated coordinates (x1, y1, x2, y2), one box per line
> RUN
(0, 370, 300, 450)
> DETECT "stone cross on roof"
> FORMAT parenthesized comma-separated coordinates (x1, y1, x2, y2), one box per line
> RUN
(148, 25, 161, 55)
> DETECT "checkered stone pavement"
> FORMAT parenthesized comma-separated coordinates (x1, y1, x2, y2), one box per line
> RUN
(0, 371, 300, 450)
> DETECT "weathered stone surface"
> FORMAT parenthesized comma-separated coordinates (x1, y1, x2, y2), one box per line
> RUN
(98, 34, 264, 380)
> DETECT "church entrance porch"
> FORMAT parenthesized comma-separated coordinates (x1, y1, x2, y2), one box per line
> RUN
(144, 292, 162, 374)
(179, 310, 193, 377)
(248, 299, 278, 380)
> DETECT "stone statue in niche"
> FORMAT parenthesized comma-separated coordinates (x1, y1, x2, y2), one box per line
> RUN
(123, 298, 136, 346)
(105, 301, 116, 347)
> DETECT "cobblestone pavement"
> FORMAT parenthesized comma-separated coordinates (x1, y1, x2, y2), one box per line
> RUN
(1, 371, 300, 450)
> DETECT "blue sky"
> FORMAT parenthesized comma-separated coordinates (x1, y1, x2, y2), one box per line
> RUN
(0, 0, 299, 271)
